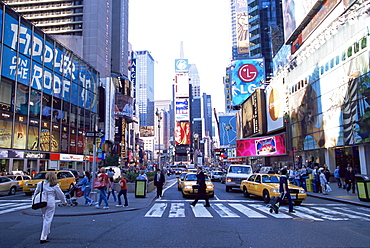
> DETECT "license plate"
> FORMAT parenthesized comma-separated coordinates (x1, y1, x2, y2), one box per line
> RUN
(291, 195, 296, 199)
(30, 188, 35, 191)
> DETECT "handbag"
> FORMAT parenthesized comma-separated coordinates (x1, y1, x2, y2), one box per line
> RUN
(32, 181, 47, 210)
(75, 187, 84, 197)
(93, 178, 107, 188)
(326, 184, 332, 192)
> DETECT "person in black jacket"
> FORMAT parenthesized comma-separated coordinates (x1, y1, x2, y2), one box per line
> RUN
(154, 169, 165, 198)
(190, 166, 210, 207)
(345, 166, 356, 194)
(279, 168, 294, 213)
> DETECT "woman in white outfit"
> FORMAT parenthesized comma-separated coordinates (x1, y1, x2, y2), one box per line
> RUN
(319, 169, 328, 195)
(34, 172, 67, 244)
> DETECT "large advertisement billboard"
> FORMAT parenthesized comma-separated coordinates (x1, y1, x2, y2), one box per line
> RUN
(114, 93, 133, 119)
(241, 88, 265, 138)
(219, 114, 237, 147)
(175, 98, 189, 121)
(265, 75, 285, 133)
(235, 0, 249, 55)
(231, 58, 265, 106)
(175, 74, 189, 98)
(175, 122, 190, 145)
(236, 133, 287, 157)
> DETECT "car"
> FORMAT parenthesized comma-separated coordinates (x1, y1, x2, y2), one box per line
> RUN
(5, 175, 32, 190)
(177, 172, 188, 191)
(23, 170, 76, 196)
(0, 176, 20, 195)
(210, 170, 224, 181)
(181, 173, 214, 198)
(225, 164, 253, 192)
(259, 166, 275, 174)
(240, 173, 307, 205)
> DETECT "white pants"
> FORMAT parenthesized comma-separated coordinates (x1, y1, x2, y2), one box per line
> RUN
(40, 200, 55, 240)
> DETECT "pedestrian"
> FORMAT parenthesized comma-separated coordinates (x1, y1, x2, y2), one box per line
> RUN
(95, 168, 109, 210)
(278, 168, 294, 213)
(154, 169, 165, 198)
(323, 164, 331, 182)
(313, 167, 321, 193)
(107, 168, 115, 178)
(288, 166, 295, 184)
(294, 168, 302, 187)
(116, 174, 128, 207)
(319, 169, 328, 195)
(334, 166, 342, 188)
(34, 171, 67, 244)
(76, 171, 94, 206)
(107, 178, 117, 203)
(345, 166, 356, 194)
(190, 166, 211, 207)
(339, 165, 347, 189)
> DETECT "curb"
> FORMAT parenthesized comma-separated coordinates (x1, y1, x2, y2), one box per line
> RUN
(307, 193, 370, 208)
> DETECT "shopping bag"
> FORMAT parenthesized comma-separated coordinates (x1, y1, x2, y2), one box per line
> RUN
(93, 178, 107, 188)
(326, 184, 332, 192)
(76, 187, 84, 197)
(32, 182, 47, 210)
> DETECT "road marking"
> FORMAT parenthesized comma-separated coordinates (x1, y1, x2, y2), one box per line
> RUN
(335, 207, 370, 219)
(0, 203, 30, 214)
(295, 206, 348, 221)
(312, 207, 370, 221)
(191, 204, 213, 218)
(229, 203, 267, 218)
(249, 204, 292, 218)
(145, 203, 167, 217)
(169, 203, 185, 218)
(278, 207, 324, 221)
(212, 203, 240, 218)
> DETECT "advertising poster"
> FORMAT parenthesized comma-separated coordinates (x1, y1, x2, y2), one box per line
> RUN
(140, 126, 154, 137)
(40, 129, 51, 151)
(70, 129, 76, 153)
(27, 126, 39, 150)
(77, 131, 84, 154)
(231, 58, 265, 106)
(175, 74, 189, 98)
(235, 0, 249, 55)
(114, 93, 133, 119)
(61, 131, 68, 153)
(175, 98, 189, 121)
(51, 130, 60, 152)
(0, 119, 12, 148)
(175, 122, 190, 145)
(13, 123, 27, 149)
(219, 115, 237, 147)
(236, 133, 286, 157)
(265, 77, 285, 133)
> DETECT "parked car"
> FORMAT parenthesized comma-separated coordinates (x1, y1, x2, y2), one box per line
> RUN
(240, 173, 307, 205)
(23, 170, 76, 196)
(181, 173, 214, 198)
(5, 175, 32, 190)
(0, 176, 19, 195)
(225, 164, 253, 192)
(210, 170, 224, 182)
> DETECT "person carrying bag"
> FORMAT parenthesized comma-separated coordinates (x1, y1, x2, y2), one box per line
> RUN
(32, 181, 47, 210)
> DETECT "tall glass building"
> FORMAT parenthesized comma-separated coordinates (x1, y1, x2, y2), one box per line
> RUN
(0, 3, 99, 174)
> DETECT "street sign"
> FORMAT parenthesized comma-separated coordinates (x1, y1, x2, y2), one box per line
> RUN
(86, 132, 105, 138)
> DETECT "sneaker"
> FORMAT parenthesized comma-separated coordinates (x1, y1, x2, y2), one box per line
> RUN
(116, 204, 122, 207)
(124, 205, 128, 207)
(103, 206, 109, 210)
(204, 204, 211, 207)
(289, 210, 295, 213)
(95, 205, 100, 209)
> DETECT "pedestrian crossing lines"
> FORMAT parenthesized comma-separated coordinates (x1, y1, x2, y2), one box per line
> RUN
(144, 201, 369, 222)
(0, 200, 31, 215)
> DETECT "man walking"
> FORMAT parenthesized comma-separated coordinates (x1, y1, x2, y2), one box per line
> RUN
(279, 168, 295, 213)
(190, 166, 211, 207)
(154, 169, 165, 198)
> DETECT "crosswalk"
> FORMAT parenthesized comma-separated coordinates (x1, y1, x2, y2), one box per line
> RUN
(144, 200, 370, 222)
(0, 200, 32, 215)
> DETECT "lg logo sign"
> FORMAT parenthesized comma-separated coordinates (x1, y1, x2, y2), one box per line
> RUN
(238, 64, 258, 82)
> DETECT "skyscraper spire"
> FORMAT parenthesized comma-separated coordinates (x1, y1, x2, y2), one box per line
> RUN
(180, 41, 184, 59)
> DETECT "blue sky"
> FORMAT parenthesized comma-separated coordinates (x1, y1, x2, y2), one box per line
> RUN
(129, 0, 232, 113)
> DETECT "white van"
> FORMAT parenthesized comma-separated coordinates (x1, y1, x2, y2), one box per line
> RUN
(225, 164, 253, 192)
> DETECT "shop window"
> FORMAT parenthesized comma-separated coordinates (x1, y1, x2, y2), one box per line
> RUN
(0, 78, 13, 112)
(41, 94, 52, 122)
(29, 89, 41, 119)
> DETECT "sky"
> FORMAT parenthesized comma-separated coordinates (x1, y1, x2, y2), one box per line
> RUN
(129, 0, 232, 113)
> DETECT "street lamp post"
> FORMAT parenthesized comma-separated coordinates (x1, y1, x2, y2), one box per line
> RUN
(155, 108, 162, 170)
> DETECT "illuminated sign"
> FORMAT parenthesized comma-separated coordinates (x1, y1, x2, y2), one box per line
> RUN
(236, 133, 286, 157)
(175, 59, 189, 72)
(175, 122, 190, 145)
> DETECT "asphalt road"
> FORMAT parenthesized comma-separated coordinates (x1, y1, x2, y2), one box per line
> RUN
(1, 175, 370, 248)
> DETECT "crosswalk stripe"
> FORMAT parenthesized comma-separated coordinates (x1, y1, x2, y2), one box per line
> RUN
(0, 204, 30, 214)
(249, 204, 292, 218)
(145, 203, 167, 217)
(191, 204, 213, 218)
(312, 207, 370, 221)
(295, 206, 348, 221)
(229, 203, 267, 218)
(335, 207, 370, 219)
(212, 203, 240, 218)
(281, 208, 324, 221)
(169, 203, 185, 218)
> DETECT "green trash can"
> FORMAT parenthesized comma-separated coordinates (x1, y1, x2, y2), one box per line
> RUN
(355, 175, 370, 202)
(135, 179, 147, 198)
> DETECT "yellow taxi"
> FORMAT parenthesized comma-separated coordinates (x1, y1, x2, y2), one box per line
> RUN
(23, 170, 76, 196)
(177, 172, 188, 191)
(6, 174, 32, 190)
(181, 173, 214, 198)
(240, 173, 306, 205)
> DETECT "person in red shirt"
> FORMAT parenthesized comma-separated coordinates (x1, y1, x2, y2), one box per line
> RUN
(116, 174, 128, 207)
(95, 168, 109, 209)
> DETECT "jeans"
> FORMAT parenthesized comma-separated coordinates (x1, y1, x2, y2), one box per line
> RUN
(335, 177, 342, 188)
(98, 187, 109, 207)
(83, 187, 93, 205)
(280, 192, 293, 212)
(107, 188, 117, 202)
(117, 189, 128, 206)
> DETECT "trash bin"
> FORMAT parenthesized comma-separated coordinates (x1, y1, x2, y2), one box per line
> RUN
(311, 179, 318, 193)
(305, 178, 313, 192)
(355, 175, 370, 201)
(135, 179, 147, 198)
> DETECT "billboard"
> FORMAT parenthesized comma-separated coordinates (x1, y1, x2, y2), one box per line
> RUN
(235, 0, 249, 55)
(231, 58, 265, 106)
(114, 93, 133, 119)
(140, 126, 154, 137)
(219, 115, 237, 147)
(265, 75, 285, 133)
(175, 74, 189, 97)
(175, 59, 189, 72)
(236, 133, 286, 157)
(175, 98, 189, 121)
(175, 122, 190, 145)
(241, 88, 265, 138)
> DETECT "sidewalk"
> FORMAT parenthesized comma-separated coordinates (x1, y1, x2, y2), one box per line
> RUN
(306, 182, 370, 208)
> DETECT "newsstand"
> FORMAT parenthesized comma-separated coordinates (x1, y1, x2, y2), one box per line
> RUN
(135, 179, 147, 198)
(355, 175, 370, 201)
